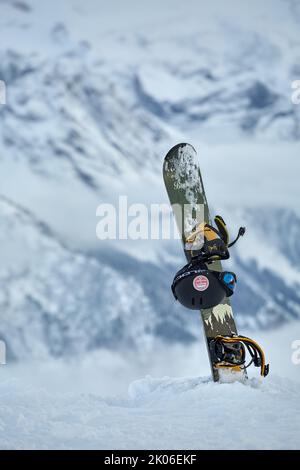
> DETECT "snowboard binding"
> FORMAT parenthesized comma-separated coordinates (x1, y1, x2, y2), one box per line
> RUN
(209, 335, 269, 377)
(171, 216, 244, 310)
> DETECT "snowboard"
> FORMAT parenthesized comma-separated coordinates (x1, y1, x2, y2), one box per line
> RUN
(163, 143, 245, 382)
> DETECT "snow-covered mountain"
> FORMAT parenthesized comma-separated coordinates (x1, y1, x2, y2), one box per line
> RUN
(0, 0, 300, 361)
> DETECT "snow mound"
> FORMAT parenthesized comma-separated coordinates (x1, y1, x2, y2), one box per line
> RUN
(1, 374, 299, 450)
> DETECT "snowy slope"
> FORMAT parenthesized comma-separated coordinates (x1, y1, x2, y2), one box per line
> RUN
(0, 196, 199, 360)
(1, 320, 299, 450)
(0, 374, 299, 450)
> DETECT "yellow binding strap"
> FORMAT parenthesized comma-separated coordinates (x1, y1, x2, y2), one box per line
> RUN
(215, 335, 267, 377)
(185, 222, 219, 244)
(214, 215, 229, 246)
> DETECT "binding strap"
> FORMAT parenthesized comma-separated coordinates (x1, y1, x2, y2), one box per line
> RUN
(214, 215, 229, 246)
(214, 335, 269, 377)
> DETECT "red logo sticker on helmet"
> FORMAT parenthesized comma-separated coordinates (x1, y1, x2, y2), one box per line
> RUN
(193, 275, 209, 292)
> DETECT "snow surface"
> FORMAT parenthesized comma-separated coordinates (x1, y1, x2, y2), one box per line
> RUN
(0, 372, 299, 450)
(1, 323, 299, 450)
